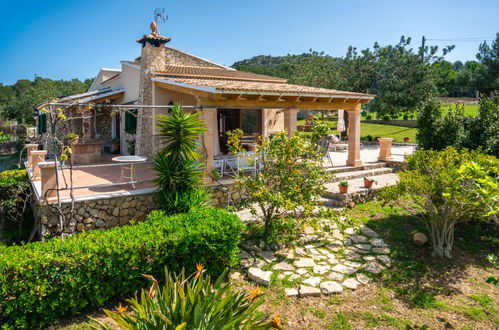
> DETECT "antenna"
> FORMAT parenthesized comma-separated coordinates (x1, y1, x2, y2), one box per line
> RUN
(150, 8, 167, 35)
(154, 8, 167, 25)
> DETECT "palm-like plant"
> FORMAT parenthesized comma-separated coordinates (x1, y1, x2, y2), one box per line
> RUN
(153, 104, 209, 214)
(156, 104, 206, 160)
(92, 267, 276, 330)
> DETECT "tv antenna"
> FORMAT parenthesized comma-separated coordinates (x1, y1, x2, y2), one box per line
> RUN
(150, 8, 167, 35)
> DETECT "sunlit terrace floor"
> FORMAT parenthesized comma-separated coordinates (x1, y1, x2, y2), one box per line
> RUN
(30, 145, 415, 203)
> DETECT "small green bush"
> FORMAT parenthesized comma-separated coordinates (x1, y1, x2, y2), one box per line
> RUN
(93, 268, 274, 329)
(0, 169, 31, 233)
(0, 208, 244, 328)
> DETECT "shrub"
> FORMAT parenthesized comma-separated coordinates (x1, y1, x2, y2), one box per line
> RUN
(365, 114, 372, 120)
(0, 169, 31, 238)
(381, 147, 498, 258)
(0, 208, 244, 328)
(154, 104, 209, 214)
(92, 268, 275, 329)
(417, 96, 499, 156)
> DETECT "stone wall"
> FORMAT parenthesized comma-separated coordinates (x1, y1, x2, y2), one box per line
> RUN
(37, 193, 157, 237)
(384, 160, 407, 172)
(34, 182, 243, 238)
(361, 120, 417, 128)
(136, 43, 225, 158)
(208, 182, 243, 207)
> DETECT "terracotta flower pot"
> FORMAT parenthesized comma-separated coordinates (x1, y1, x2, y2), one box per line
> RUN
(364, 179, 375, 189)
(338, 184, 348, 194)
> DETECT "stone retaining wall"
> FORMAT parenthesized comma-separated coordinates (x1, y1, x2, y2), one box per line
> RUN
(37, 193, 157, 237)
(34, 183, 242, 238)
(384, 160, 406, 172)
(361, 120, 417, 128)
(207, 183, 242, 207)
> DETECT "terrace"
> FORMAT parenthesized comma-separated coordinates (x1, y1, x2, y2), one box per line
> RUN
(27, 143, 414, 203)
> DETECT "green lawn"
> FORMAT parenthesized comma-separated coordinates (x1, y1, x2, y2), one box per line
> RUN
(362, 104, 479, 120)
(297, 119, 417, 143)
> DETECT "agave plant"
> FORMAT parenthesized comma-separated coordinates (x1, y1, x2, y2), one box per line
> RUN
(91, 267, 277, 330)
(154, 104, 209, 213)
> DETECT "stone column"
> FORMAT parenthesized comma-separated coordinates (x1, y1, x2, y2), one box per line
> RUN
(261, 109, 268, 138)
(31, 150, 47, 180)
(283, 108, 299, 137)
(202, 108, 217, 184)
(378, 138, 394, 161)
(39, 161, 57, 199)
(346, 108, 363, 167)
(26, 143, 39, 168)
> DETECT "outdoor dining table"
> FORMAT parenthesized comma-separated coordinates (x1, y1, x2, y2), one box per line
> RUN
(112, 155, 147, 189)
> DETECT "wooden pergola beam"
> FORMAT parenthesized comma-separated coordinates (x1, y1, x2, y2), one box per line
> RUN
(198, 95, 364, 110)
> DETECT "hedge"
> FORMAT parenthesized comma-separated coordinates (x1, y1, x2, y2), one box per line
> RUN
(0, 207, 245, 328)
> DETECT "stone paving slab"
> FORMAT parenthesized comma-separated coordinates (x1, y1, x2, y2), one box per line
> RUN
(238, 219, 392, 297)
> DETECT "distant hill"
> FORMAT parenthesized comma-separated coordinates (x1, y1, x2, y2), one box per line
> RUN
(232, 52, 343, 90)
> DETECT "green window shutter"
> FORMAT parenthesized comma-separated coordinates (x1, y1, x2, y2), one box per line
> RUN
(38, 113, 47, 134)
(125, 109, 137, 134)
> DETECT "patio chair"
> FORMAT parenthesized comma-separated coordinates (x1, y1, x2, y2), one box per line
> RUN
(213, 158, 225, 178)
(236, 152, 258, 175)
(318, 136, 334, 166)
(330, 134, 349, 151)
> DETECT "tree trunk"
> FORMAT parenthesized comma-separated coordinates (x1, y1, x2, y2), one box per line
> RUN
(429, 217, 456, 259)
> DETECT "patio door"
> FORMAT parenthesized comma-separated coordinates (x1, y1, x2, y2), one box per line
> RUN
(218, 109, 240, 154)
(217, 109, 263, 154)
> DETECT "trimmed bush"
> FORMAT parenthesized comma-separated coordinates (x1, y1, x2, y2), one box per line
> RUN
(0, 208, 244, 328)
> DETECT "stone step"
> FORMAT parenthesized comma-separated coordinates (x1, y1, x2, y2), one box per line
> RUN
(323, 162, 387, 174)
(330, 167, 393, 183)
(318, 173, 399, 207)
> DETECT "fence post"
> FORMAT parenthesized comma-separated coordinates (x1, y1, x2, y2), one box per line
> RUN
(31, 150, 47, 180)
(39, 161, 57, 199)
(26, 144, 39, 167)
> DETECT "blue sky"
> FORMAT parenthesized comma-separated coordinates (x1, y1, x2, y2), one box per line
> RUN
(0, 0, 497, 85)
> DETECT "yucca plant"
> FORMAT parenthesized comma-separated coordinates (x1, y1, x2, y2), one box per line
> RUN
(91, 266, 278, 330)
(154, 104, 209, 213)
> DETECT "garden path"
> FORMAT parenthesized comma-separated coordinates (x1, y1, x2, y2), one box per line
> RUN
(233, 219, 391, 297)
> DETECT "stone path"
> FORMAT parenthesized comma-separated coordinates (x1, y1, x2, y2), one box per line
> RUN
(236, 219, 391, 297)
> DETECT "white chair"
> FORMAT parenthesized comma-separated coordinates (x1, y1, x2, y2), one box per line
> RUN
(237, 152, 258, 175)
(213, 159, 225, 178)
(224, 156, 237, 176)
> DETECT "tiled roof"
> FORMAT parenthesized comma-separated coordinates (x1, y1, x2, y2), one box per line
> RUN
(157, 77, 373, 98)
(137, 33, 171, 44)
(155, 65, 287, 83)
(37, 88, 124, 108)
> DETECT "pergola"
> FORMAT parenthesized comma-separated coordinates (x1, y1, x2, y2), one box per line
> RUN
(151, 77, 374, 179)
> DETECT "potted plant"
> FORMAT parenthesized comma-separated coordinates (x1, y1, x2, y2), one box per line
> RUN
(111, 138, 120, 154)
(338, 181, 349, 194)
(364, 177, 376, 189)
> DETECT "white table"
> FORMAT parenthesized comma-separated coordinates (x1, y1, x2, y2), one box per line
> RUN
(112, 155, 147, 189)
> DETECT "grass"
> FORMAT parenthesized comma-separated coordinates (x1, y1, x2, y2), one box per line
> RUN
(57, 198, 498, 330)
(297, 119, 417, 142)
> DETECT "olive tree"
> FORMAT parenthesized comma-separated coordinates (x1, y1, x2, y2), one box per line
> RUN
(229, 131, 331, 244)
(381, 147, 498, 258)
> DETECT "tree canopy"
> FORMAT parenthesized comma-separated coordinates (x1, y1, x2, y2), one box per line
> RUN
(0, 77, 93, 125)
(233, 34, 499, 117)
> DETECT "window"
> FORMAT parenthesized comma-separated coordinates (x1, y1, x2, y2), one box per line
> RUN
(124, 109, 138, 134)
(241, 110, 260, 134)
(38, 113, 47, 134)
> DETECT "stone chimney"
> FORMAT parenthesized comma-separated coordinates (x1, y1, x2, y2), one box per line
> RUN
(135, 26, 171, 158)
